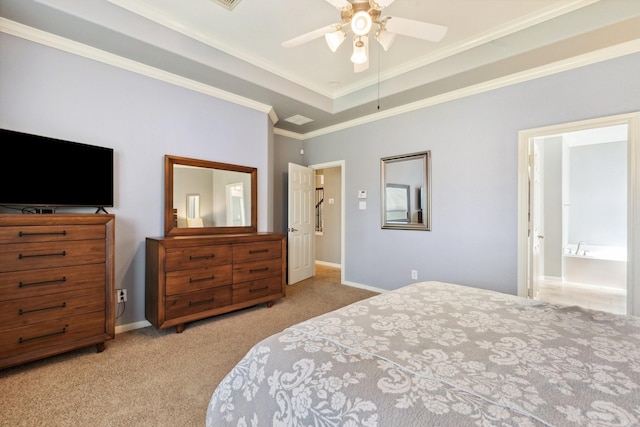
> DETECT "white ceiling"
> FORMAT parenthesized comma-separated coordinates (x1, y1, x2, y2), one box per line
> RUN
(1, 0, 639, 136)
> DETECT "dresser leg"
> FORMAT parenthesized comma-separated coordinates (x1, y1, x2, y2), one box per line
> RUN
(176, 324, 185, 333)
(266, 301, 274, 308)
(96, 342, 106, 353)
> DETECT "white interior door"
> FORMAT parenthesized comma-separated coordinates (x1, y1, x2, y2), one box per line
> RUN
(288, 163, 315, 284)
(529, 142, 543, 299)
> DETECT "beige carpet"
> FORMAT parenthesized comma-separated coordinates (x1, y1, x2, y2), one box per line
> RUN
(0, 265, 377, 427)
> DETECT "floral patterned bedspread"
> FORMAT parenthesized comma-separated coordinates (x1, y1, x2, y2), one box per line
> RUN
(206, 281, 640, 427)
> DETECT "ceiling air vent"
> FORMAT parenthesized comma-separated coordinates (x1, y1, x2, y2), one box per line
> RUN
(284, 115, 314, 126)
(210, 0, 241, 11)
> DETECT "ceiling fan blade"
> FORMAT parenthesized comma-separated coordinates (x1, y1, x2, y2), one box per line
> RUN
(282, 24, 339, 48)
(370, 0, 395, 10)
(325, 0, 352, 11)
(385, 17, 448, 42)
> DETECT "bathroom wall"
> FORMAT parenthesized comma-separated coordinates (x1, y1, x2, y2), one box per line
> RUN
(568, 140, 627, 246)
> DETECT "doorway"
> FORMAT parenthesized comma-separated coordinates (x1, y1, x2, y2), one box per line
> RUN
(517, 112, 640, 316)
(534, 126, 627, 314)
(287, 161, 345, 285)
(311, 161, 345, 284)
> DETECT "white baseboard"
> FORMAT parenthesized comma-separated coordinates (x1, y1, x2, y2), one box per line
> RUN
(342, 280, 387, 294)
(315, 260, 341, 268)
(115, 320, 151, 334)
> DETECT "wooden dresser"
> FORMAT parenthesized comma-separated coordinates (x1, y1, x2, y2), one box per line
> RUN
(145, 233, 286, 333)
(0, 214, 115, 369)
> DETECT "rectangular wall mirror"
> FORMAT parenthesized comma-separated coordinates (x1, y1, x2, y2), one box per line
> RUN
(381, 151, 431, 231)
(164, 155, 257, 236)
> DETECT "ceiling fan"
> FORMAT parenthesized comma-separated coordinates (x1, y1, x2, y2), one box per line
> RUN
(282, 0, 448, 72)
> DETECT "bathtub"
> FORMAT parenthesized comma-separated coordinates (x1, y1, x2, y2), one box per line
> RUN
(563, 244, 627, 290)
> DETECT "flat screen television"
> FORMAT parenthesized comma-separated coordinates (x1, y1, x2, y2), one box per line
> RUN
(0, 128, 114, 210)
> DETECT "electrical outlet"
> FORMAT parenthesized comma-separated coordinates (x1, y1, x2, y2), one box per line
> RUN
(115, 289, 127, 303)
(411, 270, 418, 280)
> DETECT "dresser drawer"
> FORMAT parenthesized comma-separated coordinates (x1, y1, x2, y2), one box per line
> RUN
(233, 241, 282, 263)
(0, 311, 106, 360)
(233, 258, 282, 283)
(0, 286, 104, 329)
(165, 245, 232, 271)
(0, 225, 105, 244)
(165, 286, 232, 320)
(0, 240, 106, 273)
(165, 265, 232, 296)
(0, 264, 105, 302)
(232, 275, 282, 304)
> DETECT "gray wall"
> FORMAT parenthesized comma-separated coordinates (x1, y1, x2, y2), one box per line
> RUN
(273, 139, 304, 234)
(0, 33, 273, 327)
(277, 52, 640, 295)
(568, 141, 627, 246)
(542, 138, 563, 277)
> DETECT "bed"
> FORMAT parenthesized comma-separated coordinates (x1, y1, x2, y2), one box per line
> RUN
(206, 281, 640, 426)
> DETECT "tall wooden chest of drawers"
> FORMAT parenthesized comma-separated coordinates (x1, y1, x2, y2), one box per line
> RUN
(145, 233, 285, 333)
(0, 214, 115, 369)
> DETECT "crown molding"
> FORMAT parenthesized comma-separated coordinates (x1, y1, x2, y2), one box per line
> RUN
(107, 0, 599, 102)
(0, 18, 277, 122)
(273, 128, 305, 140)
(105, 0, 335, 99)
(2, 17, 638, 141)
(285, 39, 640, 140)
(330, 0, 601, 98)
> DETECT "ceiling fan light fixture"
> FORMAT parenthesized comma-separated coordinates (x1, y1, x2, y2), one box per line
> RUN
(375, 28, 396, 51)
(351, 11, 372, 36)
(354, 58, 369, 73)
(350, 36, 368, 64)
(325, 28, 346, 52)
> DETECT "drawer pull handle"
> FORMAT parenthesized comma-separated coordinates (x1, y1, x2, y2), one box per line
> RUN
(19, 302, 67, 315)
(189, 297, 214, 306)
(19, 251, 67, 260)
(250, 267, 269, 274)
(19, 277, 67, 288)
(250, 286, 269, 293)
(189, 275, 215, 283)
(19, 326, 68, 344)
(249, 249, 269, 254)
(189, 254, 215, 261)
(19, 230, 67, 237)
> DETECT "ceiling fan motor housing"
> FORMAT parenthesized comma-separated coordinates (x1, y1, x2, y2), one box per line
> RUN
(341, 1, 381, 26)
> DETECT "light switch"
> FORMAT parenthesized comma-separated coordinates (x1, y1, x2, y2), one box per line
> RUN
(359, 201, 366, 210)
(328, 198, 335, 204)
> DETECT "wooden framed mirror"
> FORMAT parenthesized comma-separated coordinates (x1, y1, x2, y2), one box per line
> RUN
(164, 155, 257, 236)
(381, 151, 431, 231)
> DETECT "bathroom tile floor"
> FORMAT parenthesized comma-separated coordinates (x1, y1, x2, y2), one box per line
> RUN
(536, 277, 627, 315)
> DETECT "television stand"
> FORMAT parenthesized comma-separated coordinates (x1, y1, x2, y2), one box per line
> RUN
(95, 207, 109, 214)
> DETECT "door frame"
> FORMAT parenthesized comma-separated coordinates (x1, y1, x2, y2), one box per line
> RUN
(310, 160, 346, 285)
(517, 112, 640, 316)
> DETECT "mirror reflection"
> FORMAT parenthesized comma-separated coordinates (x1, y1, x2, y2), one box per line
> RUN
(164, 155, 257, 236)
(185, 193, 203, 227)
(174, 165, 251, 228)
(226, 182, 245, 226)
(381, 151, 431, 230)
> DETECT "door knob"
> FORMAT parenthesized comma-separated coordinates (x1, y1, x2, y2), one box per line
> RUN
(289, 228, 298, 232)
(538, 235, 544, 239)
